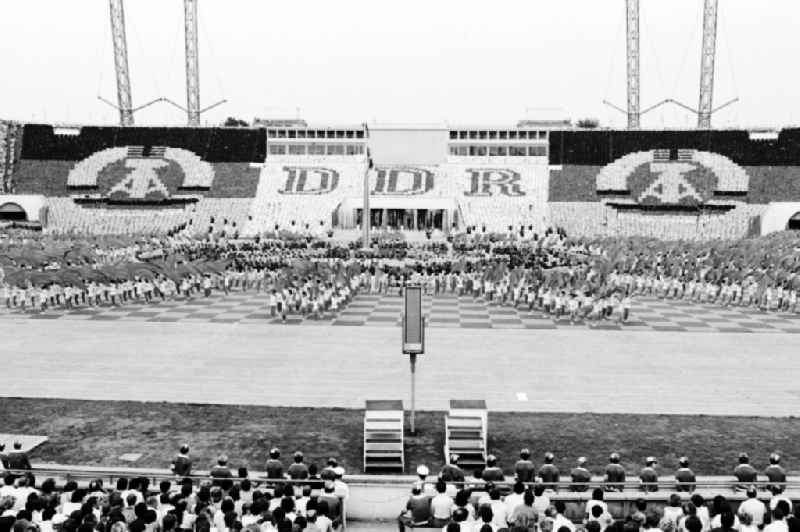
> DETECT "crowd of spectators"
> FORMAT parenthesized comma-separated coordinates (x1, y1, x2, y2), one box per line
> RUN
(0, 446, 350, 532)
(398, 451, 794, 532)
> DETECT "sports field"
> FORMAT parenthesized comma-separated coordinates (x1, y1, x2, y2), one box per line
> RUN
(1, 300, 800, 415)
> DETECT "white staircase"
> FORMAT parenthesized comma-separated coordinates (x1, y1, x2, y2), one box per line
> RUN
(444, 399, 487, 472)
(363, 399, 405, 472)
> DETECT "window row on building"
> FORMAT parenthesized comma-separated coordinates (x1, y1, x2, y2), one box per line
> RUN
(448, 145, 548, 157)
(268, 143, 366, 156)
(449, 130, 548, 140)
(266, 129, 366, 140)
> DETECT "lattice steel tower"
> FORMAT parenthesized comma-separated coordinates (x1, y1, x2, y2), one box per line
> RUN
(184, 0, 201, 126)
(109, 0, 134, 126)
(625, 0, 641, 129)
(697, 0, 718, 129)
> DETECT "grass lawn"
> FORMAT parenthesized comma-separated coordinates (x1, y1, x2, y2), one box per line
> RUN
(1, 397, 799, 477)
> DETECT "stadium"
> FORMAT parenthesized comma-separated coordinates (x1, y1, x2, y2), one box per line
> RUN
(2, 1, 800, 531)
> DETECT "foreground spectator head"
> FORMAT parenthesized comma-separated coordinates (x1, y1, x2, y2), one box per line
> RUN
(544, 452, 555, 463)
(416, 465, 429, 478)
(738, 453, 749, 464)
(690, 494, 704, 509)
(486, 455, 497, 467)
(450, 454, 460, 465)
(645, 511, 661, 529)
(679, 457, 690, 467)
(684, 516, 702, 532)
(513, 482, 524, 494)
(646, 457, 657, 467)
(436, 481, 446, 494)
(180, 445, 189, 454)
(13, 442, 21, 450)
(479, 505, 493, 523)
(520, 449, 531, 460)
(592, 488, 604, 501)
(770, 453, 781, 464)
(777, 501, 791, 518)
(609, 452, 620, 464)
(577, 457, 587, 466)
(217, 455, 228, 466)
(555, 501, 566, 515)
(669, 494, 681, 507)
(721, 511, 736, 528)
(452, 508, 468, 523)
(635, 499, 647, 512)
(293, 452, 303, 463)
(269, 448, 280, 460)
(592, 505, 604, 518)
(238, 467, 248, 478)
(746, 486, 757, 498)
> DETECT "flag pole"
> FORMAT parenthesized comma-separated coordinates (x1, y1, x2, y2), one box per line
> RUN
(362, 146, 372, 250)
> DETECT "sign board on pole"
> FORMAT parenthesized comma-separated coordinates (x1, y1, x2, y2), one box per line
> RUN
(402, 284, 424, 354)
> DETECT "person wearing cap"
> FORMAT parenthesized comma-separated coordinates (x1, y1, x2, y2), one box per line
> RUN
(739, 486, 767, 528)
(170, 444, 191, 477)
(734, 453, 758, 491)
(332, 466, 349, 499)
(570, 457, 591, 492)
(482, 455, 505, 483)
(4, 442, 31, 470)
(266, 448, 284, 479)
(320, 457, 338, 481)
(539, 452, 560, 492)
(287, 451, 309, 480)
(675, 457, 696, 492)
(515, 449, 536, 483)
(764, 453, 786, 494)
(210, 455, 232, 487)
(397, 482, 432, 532)
(439, 454, 465, 484)
(604, 452, 626, 492)
(415, 464, 436, 497)
(639, 457, 658, 493)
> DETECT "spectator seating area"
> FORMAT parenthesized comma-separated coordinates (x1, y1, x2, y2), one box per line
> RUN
(0, 120, 21, 193)
(444, 400, 488, 472)
(243, 159, 366, 236)
(44, 198, 189, 235)
(548, 202, 765, 240)
(362, 400, 405, 472)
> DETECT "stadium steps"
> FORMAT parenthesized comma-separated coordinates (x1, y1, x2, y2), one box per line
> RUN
(444, 399, 487, 471)
(363, 400, 404, 472)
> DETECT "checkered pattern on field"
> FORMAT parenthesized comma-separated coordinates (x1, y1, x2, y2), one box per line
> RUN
(2, 290, 800, 333)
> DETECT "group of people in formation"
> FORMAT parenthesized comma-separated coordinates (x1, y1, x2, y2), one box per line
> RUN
(2, 227, 800, 323)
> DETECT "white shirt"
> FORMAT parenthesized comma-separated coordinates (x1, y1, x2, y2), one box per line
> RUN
(764, 520, 788, 532)
(554, 513, 577, 532)
(739, 498, 767, 526)
(430, 494, 453, 520)
(504, 493, 524, 519)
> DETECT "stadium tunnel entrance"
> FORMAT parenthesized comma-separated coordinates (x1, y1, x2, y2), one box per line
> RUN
(789, 212, 800, 230)
(0, 202, 28, 221)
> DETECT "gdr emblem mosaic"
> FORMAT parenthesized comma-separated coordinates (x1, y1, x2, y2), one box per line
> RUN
(596, 149, 749, 206)
(67, 146, 214, 200)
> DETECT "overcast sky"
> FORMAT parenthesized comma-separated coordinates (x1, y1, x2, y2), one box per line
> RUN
(0, 0, 797, 129)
